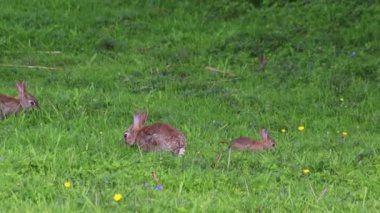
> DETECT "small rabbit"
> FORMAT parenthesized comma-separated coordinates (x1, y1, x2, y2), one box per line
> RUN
(123, 112, 187, 156)
(0, 81, 39, 119)
(212, 128, 276, 167)
(230, 128, 276, 151)
(259, 55, 268, 69)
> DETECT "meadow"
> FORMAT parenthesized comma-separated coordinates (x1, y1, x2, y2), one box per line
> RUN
(0, 0, 379, 212)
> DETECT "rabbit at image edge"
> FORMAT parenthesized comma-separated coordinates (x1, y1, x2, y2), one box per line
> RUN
(0, 81, 39, 119)
(123, 112, 187, 156)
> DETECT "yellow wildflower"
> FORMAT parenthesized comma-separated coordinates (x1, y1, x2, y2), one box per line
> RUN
(113, 193, 123, 202)
(64, 180, 72, 188)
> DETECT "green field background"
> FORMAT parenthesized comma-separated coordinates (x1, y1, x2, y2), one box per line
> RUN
(1, 0, 379, 212)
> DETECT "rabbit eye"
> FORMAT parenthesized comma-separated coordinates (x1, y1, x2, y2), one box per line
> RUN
(29, 100, 36, 106)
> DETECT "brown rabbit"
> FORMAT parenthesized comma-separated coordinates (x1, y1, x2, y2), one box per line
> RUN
(123, 112, 187, 156)
(0, 81, 39, 119)
(212, 128, 276, 167)
(230, 128, 276, 151)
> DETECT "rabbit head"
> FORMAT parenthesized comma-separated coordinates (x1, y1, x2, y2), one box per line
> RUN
(124, 112, 148, 145)
(16, 81, 39, 109)
(260, 128, 276, 149)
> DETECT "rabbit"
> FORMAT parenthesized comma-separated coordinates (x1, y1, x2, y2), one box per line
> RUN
(230, 128, 276, 151)
(0, 81, 39, 119)
(212, 128, 275, 167)
(123, 112, 187, 156)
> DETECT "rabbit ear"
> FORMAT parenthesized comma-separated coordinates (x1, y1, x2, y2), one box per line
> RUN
(16, 81, 27, 98)
(133, 112, 148, 130)
(260, 128, 269, 140)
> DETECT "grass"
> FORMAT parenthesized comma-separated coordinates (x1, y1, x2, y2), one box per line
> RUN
(1, 0, 379, 211)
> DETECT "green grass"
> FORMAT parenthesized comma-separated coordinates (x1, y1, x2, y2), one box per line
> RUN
(1, 0, 379, 211)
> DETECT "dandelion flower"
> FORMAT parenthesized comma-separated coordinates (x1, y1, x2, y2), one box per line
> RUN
(298, 125, 305, 131)
(64, 180, 72, 188)
(340, 97, 344, 102)
(113, 193, 123, 202)
(280, 128, 286, 133)
(342, 131, 348, 137)
(303, 169, 310, 175)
